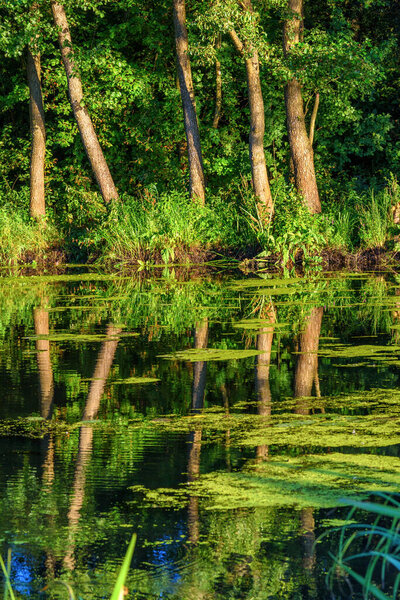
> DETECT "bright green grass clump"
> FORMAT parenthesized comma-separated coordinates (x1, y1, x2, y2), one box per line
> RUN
(96, 192, 256, 264)
(0, 206, 61, 265)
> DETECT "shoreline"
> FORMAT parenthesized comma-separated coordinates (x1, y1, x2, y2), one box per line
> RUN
(3, 243, 399, 276)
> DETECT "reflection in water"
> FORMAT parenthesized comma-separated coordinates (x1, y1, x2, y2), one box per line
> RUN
(294, 307, 323, 411)
(64, 324, 121, 571)
(294, 307, 323, 586)
(35, 303, 57, 580)
(255, 301, 275, 462)
(187, 319, 208, 545)
(1, 274, 399, 598)
(34, 304, 54, 420)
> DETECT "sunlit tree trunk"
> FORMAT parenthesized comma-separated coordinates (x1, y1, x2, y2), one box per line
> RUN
(64, 325, 121, 570)
(229, 1, 273, 223)
(51, 2, 118, 202)
(284, 0, 321, 213)
(27, 49, 46, 218)
(255, 301, 275, 461)
(173, 0, 205, 204)
(212, 35, 222, 129)
(294, 307, 323, 411)
(308, 92, 320, 147)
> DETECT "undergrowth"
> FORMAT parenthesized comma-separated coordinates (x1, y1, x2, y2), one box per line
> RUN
(1, 175, 400, 267)
(72, 188, 258, 265)
(0, 205, 61, 266)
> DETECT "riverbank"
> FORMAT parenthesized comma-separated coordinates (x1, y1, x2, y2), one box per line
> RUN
(2, 181, 400, 273)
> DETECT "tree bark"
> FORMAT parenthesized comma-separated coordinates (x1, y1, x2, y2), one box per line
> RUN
(51, 2, 118, 202)
(212, 35, 222, 129)
(229, 2, 273, 223)
(283, 0, 321, 214)
(27, 49, 46, 218)
(173, 0, 205, 204)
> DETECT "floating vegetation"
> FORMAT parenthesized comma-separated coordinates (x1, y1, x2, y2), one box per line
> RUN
(112, 376, 160, 385)
(130, 452, 400, 511)
(189, 452, 400, 510)
(158, 348, 263, 361)
(26, 332, 138, 342)
(232, 319, 289, 331)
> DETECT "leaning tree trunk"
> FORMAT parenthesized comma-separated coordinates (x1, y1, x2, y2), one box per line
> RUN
(27, 49, 46, 218)
(212, 35, 222, 129)
(51, 2, 118, 202)
(173, 0, 206, 204)
(283, 0, 321, 214)
(229, 1, 273, 223)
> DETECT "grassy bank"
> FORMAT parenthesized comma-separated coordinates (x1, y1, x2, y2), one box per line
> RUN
(2, 177, 400, 270)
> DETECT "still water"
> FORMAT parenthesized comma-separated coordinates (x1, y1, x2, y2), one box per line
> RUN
(0, 269, 400, 599)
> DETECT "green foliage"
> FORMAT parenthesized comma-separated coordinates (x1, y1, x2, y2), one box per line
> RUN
(243, 178, 327, 264)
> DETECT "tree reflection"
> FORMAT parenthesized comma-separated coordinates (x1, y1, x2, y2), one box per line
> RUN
(255, 301, 275, 462)
(293, 306, 323, 590)
(187, 318, 208, 545)
(64, 324, 121, 571)
(294, 307, 323, 412)
(34, 304, 54, 420)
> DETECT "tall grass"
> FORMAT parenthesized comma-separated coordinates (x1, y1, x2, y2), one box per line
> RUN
(0, 206, 60, 265)
(327, 493, 400, 600)
(94, 190, 257, 264)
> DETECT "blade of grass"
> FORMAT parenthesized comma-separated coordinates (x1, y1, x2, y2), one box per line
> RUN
(341, 564, 392, 600)
(0, 554, 15, 600)
(110, 533, 137, 600)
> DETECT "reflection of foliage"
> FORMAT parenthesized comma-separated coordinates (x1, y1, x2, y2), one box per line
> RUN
(2, 272, 400, 598)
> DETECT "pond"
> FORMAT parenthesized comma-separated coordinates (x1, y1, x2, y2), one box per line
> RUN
(0, 268, 399, 599)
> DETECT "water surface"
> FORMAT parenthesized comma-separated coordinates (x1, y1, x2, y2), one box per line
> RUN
(0, 270, 399, 598)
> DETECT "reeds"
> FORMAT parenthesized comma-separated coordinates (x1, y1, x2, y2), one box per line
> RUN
(327, 493, 400, 599)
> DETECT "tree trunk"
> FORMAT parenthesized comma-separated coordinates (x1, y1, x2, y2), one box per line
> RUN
(173, 0, 205, 204)
(212, 35, 222, 129)
(283, 0, 321, 214)
(229, 3, 273, 223)
(27, 49, 46, 218)
(308, 92, 320, 147)
(51, 2, 118, 202)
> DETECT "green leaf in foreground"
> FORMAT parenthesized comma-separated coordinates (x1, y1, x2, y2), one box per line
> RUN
(110, 533, 137, 600)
